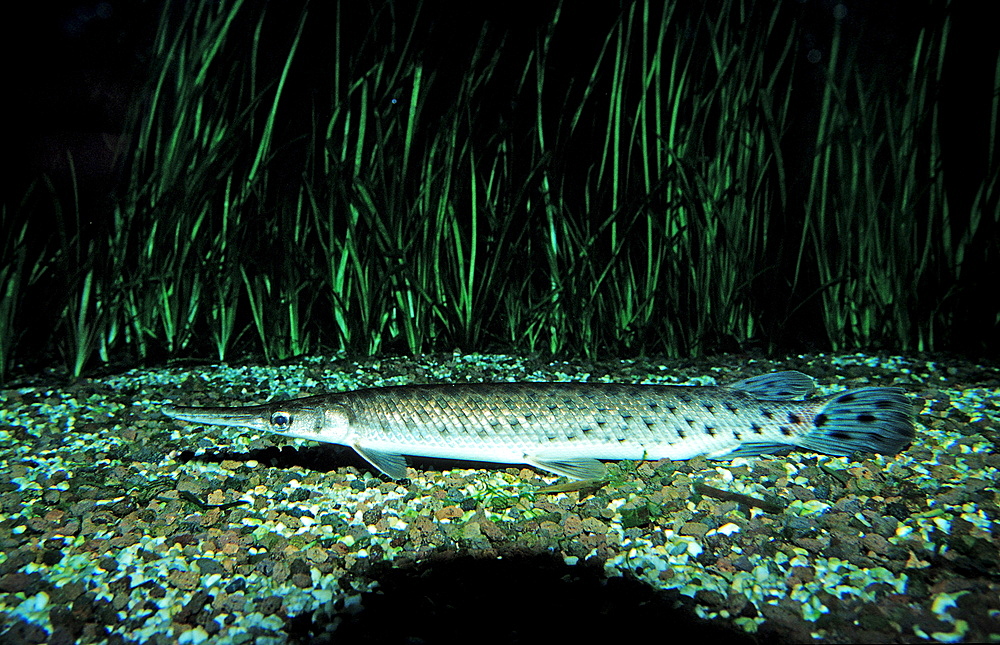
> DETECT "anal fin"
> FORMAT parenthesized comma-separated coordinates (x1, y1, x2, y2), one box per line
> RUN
(707, 442, 794, 459)
(524, 455, 607, 480)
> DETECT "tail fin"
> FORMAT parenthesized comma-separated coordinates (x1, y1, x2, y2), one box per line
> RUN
(797, 387, 914, 456)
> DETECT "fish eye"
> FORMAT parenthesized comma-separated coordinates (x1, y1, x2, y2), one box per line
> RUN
(271, 411, 292, 428)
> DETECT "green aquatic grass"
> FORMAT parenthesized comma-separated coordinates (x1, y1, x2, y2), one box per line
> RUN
(0, 206, 31, 382)
(117, 0, 308, 363)
(526, 0, 797, 356)
(307, 4, 546, 355)
(794, 6, 981, 351)
(205, 177, 241, 361)
(0, 0, 993, 379)
(308, 6, 436, 354)
(112, 0, 258, 363)
(51, 157, 110, 378)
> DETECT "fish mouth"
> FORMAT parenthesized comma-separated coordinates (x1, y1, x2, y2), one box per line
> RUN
(161, 404, 265, 429)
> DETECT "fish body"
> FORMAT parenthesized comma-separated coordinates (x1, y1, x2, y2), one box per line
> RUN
(161, 371, 914, 480)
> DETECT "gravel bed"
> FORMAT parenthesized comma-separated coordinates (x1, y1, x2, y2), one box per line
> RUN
(0, 352, 997, 643)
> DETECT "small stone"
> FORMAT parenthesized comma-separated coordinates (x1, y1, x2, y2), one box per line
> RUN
(562, 515, 583, 536)
(1, 620, 47, 645)
(861, 533, 890, 555)
(620, 504, 651, 529)
(538, 520, 562, 536)
(579, 517, 608, 534)
(306, 546, 328, 563)
(786, 565, 815, 585)
(168, 570, 201, 591)
(175, 591, 211, 624)
(678, 521, 709, 538)
(434, 505, 463, 521)
(43, 509, 65, 523)
(460, 522, 484, 540)
(50, 581, 86, 604)
(0, 572, 36, 593)
(362, 507, 382, 525)
(195, 558, 226, 575)
(694, 589, 727, 609)
(258, 595, 283, 615)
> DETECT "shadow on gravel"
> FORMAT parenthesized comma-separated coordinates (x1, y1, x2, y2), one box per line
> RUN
(286, 551, 773, 644)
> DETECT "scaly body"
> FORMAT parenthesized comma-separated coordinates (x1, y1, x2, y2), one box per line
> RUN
(161, 371, 914, 480)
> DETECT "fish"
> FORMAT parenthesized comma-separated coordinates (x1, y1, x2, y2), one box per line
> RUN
(160, 371, 915, 481)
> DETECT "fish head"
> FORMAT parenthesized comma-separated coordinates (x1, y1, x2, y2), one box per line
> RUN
(162, 397, 352, 445)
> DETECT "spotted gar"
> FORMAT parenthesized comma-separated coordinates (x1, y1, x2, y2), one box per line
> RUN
(161, 371, 914, 480)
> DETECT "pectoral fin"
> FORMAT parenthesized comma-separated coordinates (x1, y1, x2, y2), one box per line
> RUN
(352, 442, 409, 480)
(524, 455, 607, 480)
(536, 479, 608, 494)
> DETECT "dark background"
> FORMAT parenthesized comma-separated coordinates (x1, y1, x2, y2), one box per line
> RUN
(4, 0, 998, 371)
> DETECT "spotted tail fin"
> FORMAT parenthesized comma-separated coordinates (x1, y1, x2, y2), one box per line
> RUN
(796, 387, 914, 456)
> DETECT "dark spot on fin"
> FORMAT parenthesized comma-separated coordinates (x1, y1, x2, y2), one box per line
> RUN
(728, 370, 816, 401)
(798, 387, 914, 456)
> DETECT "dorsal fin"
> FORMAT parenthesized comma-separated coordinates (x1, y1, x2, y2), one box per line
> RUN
(728, 370, 816, 400)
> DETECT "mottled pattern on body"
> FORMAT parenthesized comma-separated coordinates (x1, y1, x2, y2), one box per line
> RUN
(344, 382, 819, 460)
